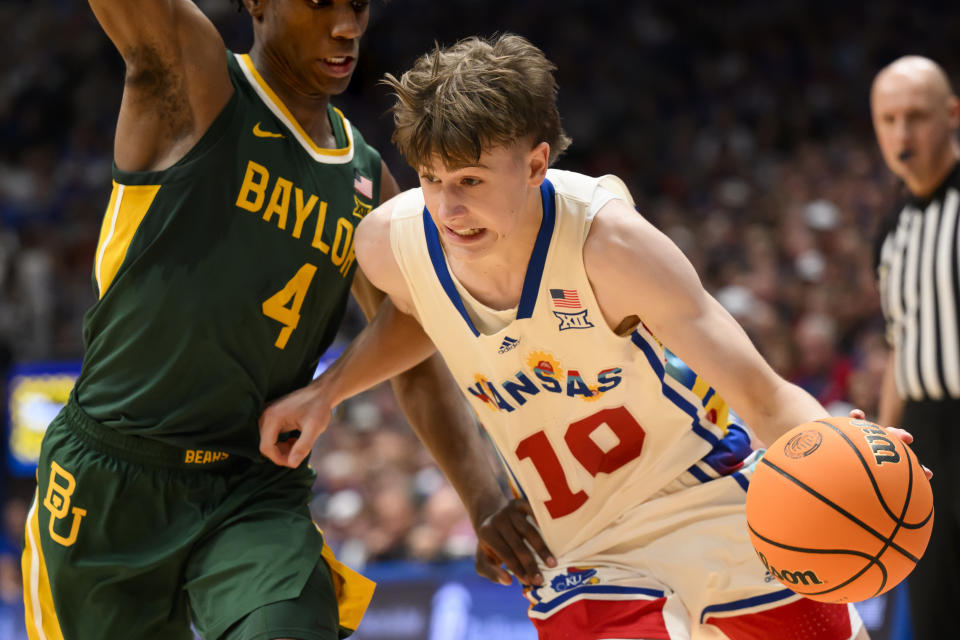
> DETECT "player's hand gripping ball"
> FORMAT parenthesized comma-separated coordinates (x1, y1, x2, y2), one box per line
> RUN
(745, 417, 933, 603)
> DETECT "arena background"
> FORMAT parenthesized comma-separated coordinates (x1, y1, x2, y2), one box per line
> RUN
(1, 1, 954, 637)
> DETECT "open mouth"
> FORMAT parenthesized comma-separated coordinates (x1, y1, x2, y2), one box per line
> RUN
(444, 226, 487, 242)
(898, 149, 914, 161)
(321, 56, 355, 76)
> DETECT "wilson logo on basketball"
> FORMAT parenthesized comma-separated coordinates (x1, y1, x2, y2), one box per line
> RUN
(757, 552, 823, 586)
(854, 422, 901, 466)
(783, 430, 822, 459)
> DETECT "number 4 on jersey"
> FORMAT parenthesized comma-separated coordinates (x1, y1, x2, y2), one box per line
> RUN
(262, 263, 318, 349)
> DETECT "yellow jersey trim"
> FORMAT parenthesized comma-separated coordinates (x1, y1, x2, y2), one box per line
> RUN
(22, 492, 66, 640)
(94, 182, 159, 298)
(235, 53, 355, 164)
(318, 531, 375, 632)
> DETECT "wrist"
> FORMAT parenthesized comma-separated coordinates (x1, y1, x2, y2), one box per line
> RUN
(467, 491, 509, 530)
(310, 372, 343, 412)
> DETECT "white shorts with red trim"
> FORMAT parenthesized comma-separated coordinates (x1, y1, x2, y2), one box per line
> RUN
(524, 464, 863, 640)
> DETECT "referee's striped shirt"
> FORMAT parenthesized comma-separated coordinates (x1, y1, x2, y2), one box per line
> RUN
(877, 162, 960, 402)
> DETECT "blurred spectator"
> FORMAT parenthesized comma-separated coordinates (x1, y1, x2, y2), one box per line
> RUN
(789, 312, 853, 411)
(0, 496, 27, 604)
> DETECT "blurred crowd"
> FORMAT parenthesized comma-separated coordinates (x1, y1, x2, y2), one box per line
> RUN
(1, 0, 959, 624)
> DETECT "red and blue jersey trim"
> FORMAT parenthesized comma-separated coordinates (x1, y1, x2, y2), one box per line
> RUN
(687, 424, 753, 491)
(699, 588, 796, 623)
(528, 583, 666, 615)
(630, 330, 723, 448)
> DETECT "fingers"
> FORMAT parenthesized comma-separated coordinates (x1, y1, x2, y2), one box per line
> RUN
(476, 500, 556, 587)
(884, 426, 914, 445)
(478, 525, 539, 585)
(881, 427, 933, 480)
(848, 408, 866, 420)
(508, 500, 556, 570)
(475, 547, 512, 586)
(258, 412, 290, 466)
(259, 427, 300, 468)
(288, 413, 332, 465)
(259, 393, 333, 467)
(287, 429, 316, 468)
(258, 415, 309, 469)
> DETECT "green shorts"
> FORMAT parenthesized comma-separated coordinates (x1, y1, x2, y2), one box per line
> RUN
(21, 397, 374, 640)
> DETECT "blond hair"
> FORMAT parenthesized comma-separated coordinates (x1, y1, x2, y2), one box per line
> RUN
(383, 34, 572, 169)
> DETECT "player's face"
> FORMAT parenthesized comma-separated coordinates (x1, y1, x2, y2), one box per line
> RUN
(418, 142, 549, 262)
(260, 0, 370, 96)
(872, 75, 959, 194)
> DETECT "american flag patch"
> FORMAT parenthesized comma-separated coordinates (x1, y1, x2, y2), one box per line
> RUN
(550, 288, 581, 308)
(354, 170, 373, 199)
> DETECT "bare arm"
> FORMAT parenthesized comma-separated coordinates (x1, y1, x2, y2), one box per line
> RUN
(587, 200, 826, 445)
(878, 350, 905, 427)
(88, 0, 233, 171)
(258, 174, 439, 467)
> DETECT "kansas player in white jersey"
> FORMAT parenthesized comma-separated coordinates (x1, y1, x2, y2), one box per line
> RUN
(259, 35, 923, 639)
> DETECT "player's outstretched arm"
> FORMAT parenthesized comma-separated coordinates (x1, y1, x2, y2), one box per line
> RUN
(587, 200, 844, 446)
(88, 0, 232, 171)
(587, 200, 930, 465)
(258, 290, 435, 467)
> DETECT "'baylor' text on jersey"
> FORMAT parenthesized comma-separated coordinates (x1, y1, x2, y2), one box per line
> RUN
(76, 52, 382, 457)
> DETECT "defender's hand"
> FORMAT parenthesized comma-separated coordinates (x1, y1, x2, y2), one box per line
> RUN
(475, 498, 557, 587)
(259, 383, 333, 468)
(848, 409, 933, 480)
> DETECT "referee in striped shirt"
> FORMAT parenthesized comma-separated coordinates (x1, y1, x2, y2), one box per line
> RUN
(872, 56, 959, 639)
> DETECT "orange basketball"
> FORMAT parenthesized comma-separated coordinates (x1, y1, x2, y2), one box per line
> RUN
(745, 416, 933, 603)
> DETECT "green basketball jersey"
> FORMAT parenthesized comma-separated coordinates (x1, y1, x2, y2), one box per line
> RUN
(75, 51, 382, 459)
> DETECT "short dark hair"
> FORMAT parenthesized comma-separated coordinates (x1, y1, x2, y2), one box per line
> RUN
(383, 34, 572, 170)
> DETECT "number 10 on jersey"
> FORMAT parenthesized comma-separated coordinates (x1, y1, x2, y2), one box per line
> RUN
(515, 406, 646, 519)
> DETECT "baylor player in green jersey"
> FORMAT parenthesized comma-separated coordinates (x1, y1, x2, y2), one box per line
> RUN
(21, 2, 551, 639)
(78, 50, 381, 456)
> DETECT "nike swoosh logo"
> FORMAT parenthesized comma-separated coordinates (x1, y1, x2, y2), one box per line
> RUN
(253, 122, 285, 139)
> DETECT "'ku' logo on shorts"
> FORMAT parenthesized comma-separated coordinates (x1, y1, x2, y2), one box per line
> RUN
(43, 461, 87, 547)
(550, 567, 600, 592)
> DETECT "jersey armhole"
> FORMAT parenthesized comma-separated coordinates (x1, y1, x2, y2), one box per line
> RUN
(111, 90, 240, 186)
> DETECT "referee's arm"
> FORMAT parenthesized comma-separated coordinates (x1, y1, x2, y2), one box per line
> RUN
(878, 351, 905, 428)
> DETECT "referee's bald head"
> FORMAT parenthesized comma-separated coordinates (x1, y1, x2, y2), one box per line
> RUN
(871, 56, 955, 105)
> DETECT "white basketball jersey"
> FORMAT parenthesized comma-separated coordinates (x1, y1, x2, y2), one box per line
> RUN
(390, 169, 749, 563)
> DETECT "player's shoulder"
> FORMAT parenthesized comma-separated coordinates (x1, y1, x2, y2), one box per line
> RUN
(359, 187, 422, 240)
(355, 189, 419, 299)
(385, 187, 426, 222)
(583, 193, 653, 276)
(546, 168, 635, 207)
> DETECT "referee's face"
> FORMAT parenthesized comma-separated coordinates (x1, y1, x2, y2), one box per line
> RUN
(871, 70, 960, 197)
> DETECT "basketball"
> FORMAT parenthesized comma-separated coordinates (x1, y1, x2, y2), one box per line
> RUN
(745, 416, 933, 603)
